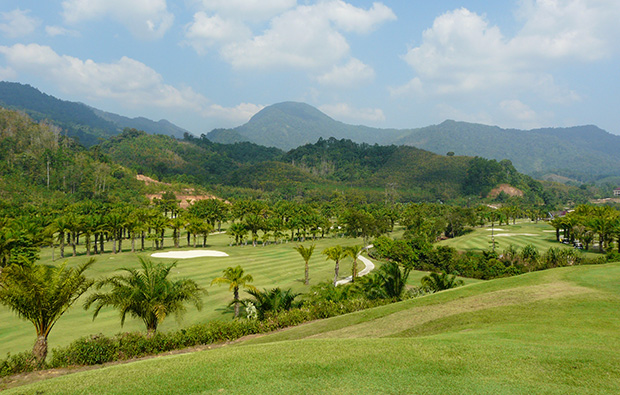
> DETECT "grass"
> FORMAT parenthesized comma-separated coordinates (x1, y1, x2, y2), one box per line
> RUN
(438, 220, 602, 259)
(0, 229, 376, 357)
(6, 262, 620, 394)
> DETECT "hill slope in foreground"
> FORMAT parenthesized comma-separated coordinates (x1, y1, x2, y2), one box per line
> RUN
(8, 263, 620, 394)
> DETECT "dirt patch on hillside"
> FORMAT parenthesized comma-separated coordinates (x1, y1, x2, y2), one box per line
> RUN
(488, 184, 524, 199)
(136, 175, 224, 208)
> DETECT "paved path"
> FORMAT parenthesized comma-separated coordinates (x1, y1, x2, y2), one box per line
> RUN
(335, 246, 375, 286)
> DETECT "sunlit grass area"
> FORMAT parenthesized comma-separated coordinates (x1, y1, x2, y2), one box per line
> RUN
(8, 263, 620, 394)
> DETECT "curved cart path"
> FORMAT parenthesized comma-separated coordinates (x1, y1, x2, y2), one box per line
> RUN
(335, 246, 375, 286)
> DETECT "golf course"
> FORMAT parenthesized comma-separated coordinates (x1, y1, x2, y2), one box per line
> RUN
(2, 219, 619, 393)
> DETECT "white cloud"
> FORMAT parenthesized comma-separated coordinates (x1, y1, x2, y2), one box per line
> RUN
(0, 9, 40, 38)
(193, 0, 296, 21)
(326, 1, 396, 34)
(215, 1, 395, 70)
(61, 0, 174, 39)
(0, 44, 205, 110)
(0, 66, 16, 80)
(204, 102, 264, 123)
(396, 1, 620, 101)
(316, 58, 375, 87)
(499, 99, 538, 122)
(319, 103, 385, 122)
(45, 25, 80, 37)
(184, 12, 252, 53)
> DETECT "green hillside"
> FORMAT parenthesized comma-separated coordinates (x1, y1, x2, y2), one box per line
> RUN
(211, 102, 401, 150)
(209, 101, 620, 183)
(396, 120, 620, 181)
(0, 81, 191, 146)
(8, 263, 620, 394)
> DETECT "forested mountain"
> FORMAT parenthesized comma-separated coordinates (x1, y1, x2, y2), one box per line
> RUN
(395, 120, 620, 181)
(0, 107, 588, 207)
(0, 107, 145, 208)
(208, 102, 620, 182)
(0, 81, 190, 146)
(207, 102, 402, 150)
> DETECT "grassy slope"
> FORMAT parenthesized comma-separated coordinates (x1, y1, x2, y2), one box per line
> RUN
(0, 230, 373, 356)
(438, 221, 602, 259)
(7, 262, 620, 394)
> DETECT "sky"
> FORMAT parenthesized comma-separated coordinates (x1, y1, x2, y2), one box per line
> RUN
(0, 0, 619, 136)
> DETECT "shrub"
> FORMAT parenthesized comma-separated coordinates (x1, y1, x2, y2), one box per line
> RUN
(0, 351, 38, 377)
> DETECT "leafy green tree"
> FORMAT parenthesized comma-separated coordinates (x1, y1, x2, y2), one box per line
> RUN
(243, 287, 300, 320)
(421, 272, 464, 293)
(345, 245, 364, 283)
(84, 257, 204, 335)
(322, 245, 347, 286)
(0, 259, 95, 364)
(294, 244, 315, 285)
(211, 266, 257, 318)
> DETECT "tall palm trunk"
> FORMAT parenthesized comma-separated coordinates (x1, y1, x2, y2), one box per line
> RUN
(233, 288, 240, 318)
(33, 335, 48, 365)
(333, 260, 340, 286)
(59, 231, 65, 258)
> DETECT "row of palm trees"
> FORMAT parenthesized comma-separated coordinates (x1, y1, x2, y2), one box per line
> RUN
(549, 205, 620, 252)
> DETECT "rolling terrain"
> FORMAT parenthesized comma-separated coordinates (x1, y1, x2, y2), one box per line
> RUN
(209, 102, 620, 182)
(6, 262, 620, 394)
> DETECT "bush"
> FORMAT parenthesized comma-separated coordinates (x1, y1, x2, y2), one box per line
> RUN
(50, 334, 118, 367)
(0, 351, 38, 377)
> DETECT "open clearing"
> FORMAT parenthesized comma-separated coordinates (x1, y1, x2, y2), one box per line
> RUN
(6, 263, 620, 394)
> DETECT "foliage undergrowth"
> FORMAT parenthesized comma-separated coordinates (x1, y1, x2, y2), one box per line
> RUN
(0, 297, 388, 375)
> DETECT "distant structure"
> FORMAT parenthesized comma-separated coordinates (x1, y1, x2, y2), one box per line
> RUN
(615, 187, 620, 197)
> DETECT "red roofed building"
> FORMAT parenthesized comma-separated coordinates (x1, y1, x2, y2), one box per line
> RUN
(614, 187, 620, 197)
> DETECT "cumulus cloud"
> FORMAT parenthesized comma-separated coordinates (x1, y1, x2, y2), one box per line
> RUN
(204, 102, 264, 123)
(188, 1, 395, 71)
(0, 43, 205, 110)
(184, 12, 252, 53)
(316, 58, 375, 87)
(0, 9, 40, 38)
(45, 25, 80, 37)
(499, 99, 538, 122)
(395, 1, 620, 101)
(319, 103, 385, 122)
(193, 0, 296, 21)
(61, 0, 174, 39)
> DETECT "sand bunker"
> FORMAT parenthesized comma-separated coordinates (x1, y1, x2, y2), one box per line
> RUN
(151, 250, 229, 259)
(485, 228, 505, 231)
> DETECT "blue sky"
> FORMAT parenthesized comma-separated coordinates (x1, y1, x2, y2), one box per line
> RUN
(0, 0, 618, 136)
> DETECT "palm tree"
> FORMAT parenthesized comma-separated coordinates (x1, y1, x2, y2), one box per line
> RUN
(421, 272, 464, 293)
(84, 257, 204, 335)
(211, 266, 257, 318)
(244, 287, 300, 320)
(345, 245, 364, 283)
(0, 259, 95, 364)
(294, 244, 315, 285)
(322, 245, 347, 286)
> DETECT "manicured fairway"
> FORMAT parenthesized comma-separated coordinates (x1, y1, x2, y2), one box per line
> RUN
(0, 230, 374, 356)
(7, 263, 620, 394)
(438, 220, 602, 259)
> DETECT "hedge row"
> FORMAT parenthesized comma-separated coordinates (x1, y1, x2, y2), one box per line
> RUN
(1, 297, 388, 377)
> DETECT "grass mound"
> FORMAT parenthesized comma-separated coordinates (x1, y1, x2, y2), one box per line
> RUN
(6, 263, 620, 394)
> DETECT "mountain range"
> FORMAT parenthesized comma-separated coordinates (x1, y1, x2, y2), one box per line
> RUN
(1, 81, 619, 183)
(209, 102, 620, 182)
(0, 81, 189, 146)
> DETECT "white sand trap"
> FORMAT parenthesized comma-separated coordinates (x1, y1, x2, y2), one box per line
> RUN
(151, 250, 229, 259)
(485, 228, 505, 231)
(542, 230, 557, 233)
(491, 233, 539, 237)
